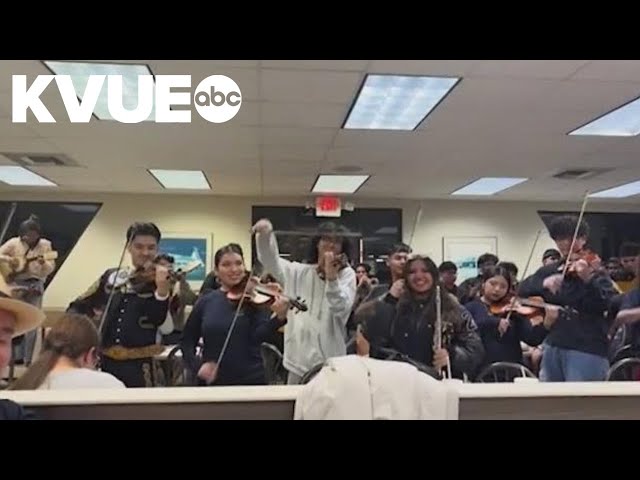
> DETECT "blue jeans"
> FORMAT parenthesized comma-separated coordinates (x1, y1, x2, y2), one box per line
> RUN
(540, 344, 609, 382)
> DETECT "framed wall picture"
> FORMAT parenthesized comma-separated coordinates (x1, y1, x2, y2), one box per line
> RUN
(158, 233, 212, 290)
(442, 236, 498, 283)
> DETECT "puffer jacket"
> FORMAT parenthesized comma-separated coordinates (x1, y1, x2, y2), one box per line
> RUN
(356, 292, 484, 379)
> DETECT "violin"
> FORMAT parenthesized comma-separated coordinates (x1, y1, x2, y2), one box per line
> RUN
(489, 295, 576, 320)
(559, 247, 602, 277)
(317, 253, 349, 280)
(121, 260, 203, 293)
(490, 295, 548, 319)
(226, 272, 308, 312)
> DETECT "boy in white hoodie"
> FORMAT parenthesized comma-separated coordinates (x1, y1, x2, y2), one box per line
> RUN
(252, 219, 356, 384)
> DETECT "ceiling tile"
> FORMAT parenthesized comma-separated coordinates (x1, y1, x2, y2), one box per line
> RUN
(260, 69, 362, 103)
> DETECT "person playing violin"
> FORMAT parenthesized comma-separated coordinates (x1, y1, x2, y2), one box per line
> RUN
(181, 243, 289, 386)
(518, 215, 617, 382)
(153, 253, 198, 344)
(457, 253, 499, 305)
(464, 265, 550, 370)
(66, 222, 171, 387)
(253, 219, 357, 385)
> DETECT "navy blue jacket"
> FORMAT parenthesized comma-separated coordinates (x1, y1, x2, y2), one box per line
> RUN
(181, 290, 283, 385)
(518, 262, 617, 358)
(464, 299, 548, 366)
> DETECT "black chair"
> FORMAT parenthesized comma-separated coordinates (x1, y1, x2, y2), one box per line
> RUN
(610, 344, 640, 365)
(260, 343, 287, 385)
(606, 357, 640, 381)
(159, 341, 203, 386)
(609, 325, 629, 362)
(300, 362, 327, 385)
(163, 345, 190, 386)
(474, 362, 537, 383)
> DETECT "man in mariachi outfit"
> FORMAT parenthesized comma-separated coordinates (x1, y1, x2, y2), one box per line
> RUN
(66, 222, 171, 387)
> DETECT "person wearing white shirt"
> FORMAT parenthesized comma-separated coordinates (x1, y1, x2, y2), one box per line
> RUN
(252, 219, 357, 384)
(10, 313, 125, 390)
(293, 353, 460, 420)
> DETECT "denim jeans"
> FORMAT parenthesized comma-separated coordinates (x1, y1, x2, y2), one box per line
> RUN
(540, 344, 609, 382)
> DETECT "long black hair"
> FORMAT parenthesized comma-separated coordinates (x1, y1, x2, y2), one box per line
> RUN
(214, 243, 244, 268)
(307, 222, 353, 264)
(397, 255, 458, 328)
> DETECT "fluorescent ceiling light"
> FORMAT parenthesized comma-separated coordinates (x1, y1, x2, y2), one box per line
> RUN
(312, 175, 369, 194)
(451, 177, 528, 196)
(0, 166, 57, 186)
(42, 61, 154, 121)
(343, 74, 460, 131)
(149, 169, 211, 190)
(569, 97, 640, 136)
(589, 180, 640, 198)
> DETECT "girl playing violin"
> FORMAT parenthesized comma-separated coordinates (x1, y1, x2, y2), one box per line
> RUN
(180, 243, 289, 386)
(464, 265, 550, 369)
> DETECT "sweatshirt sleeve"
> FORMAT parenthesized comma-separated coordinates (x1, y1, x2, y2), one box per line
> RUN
(325, 267, 357, 319)
(0, 237, 17, 262)
(255, 231, 294, 287)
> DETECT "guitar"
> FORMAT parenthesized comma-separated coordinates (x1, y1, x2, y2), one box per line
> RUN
(0, 251, 58, 282)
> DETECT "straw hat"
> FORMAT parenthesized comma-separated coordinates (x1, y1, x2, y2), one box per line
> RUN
(0, 274, 45, 337)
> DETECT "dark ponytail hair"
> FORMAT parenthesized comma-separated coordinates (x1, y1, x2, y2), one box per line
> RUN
(214, 243, 244, 268)
(10, 314, 99, 390)
(480, 265, 513, 301)
(18, 214, 41, 236)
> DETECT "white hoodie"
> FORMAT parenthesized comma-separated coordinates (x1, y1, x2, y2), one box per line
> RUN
(293, 355, 460, 420)
(255, 231, 356, 378)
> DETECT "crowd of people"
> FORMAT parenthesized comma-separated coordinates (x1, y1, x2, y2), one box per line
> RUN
(1, 212, 639, 419)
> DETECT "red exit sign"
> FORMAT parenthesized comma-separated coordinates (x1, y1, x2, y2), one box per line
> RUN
(315, 196, 341, 217)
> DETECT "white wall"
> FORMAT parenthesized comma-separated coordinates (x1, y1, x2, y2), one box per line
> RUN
(0, 190, 637, 309)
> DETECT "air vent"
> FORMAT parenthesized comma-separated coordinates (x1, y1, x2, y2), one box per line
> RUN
(1, 152, 79, 167)
(552, 168, 611, 180)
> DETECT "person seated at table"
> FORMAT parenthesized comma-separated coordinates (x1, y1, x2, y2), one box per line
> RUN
(10, 313, 125, 390)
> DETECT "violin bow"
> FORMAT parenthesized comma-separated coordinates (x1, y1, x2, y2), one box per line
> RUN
(270, 229, 362, 238)
(97, 233, 133, 341)
(561, 190, 590, 279)
(211, 265, 260, 384)
(409, 201, 423, 248)
(503, 229, 543, 324)
(0, 202, 17, 246)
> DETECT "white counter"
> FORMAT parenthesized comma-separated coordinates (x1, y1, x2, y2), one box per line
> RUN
(0, 385, 303, 406)
(3, 381, 640, 407)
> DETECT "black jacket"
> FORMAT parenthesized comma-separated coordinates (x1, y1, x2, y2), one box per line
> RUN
(67, 268, 169, 348)
(518, 262, 617, 358)
(356, 293, 484, 379)
(0, 400, 33, 420)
